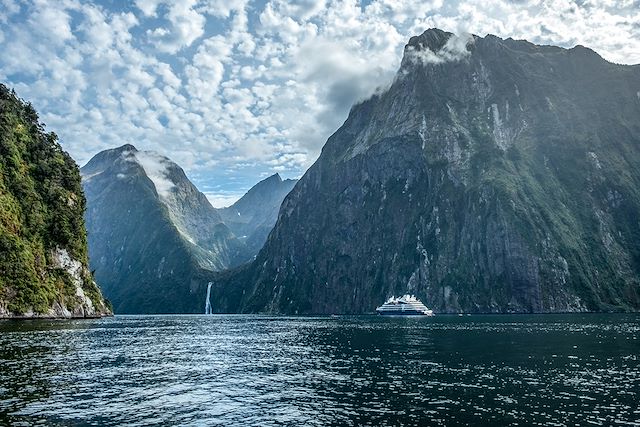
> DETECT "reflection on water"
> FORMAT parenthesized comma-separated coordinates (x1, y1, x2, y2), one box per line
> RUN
(0, 314, 638, 426)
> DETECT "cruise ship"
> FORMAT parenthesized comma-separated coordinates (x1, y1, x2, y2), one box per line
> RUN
(375, 295, 434, 316)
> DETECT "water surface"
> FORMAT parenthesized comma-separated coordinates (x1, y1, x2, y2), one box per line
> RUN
(0, 314, 638, 426)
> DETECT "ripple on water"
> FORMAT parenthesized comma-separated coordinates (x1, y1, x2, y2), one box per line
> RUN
(0, 314, 639, 426)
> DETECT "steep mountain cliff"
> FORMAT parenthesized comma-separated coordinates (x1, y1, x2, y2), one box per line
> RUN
(219, 174, 297, 254)
(0, 84, 111, 318)
(82, 145, 250, 313)
(82, 147, 296, 313)
(209, 29, 640, 314)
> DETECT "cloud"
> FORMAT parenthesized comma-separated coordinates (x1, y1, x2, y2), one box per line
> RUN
(0, 0, 21, 22)
(28, 1, 74, 44)
(128, 150, 176, 199)
(266, 0, 327, 21)
(199, 0, 249, 19)
(185, 35, 231, 102)
(135, 0, 163, 17)
(146, 0, 206, 53)
(2, 0, 640, 199)
(404, 32, 474, 65)
(204, 192, 242, 208)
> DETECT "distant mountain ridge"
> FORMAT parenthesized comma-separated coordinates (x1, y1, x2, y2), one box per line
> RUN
(219, 173, 297, 254)
(82, 145, 297, 313)
(206, 29, 640, 314)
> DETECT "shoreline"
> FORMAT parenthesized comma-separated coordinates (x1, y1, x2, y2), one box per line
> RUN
(0, 313, 114, 320)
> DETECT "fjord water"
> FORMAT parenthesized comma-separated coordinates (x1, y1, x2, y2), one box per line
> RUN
(0, 315, 638, 426)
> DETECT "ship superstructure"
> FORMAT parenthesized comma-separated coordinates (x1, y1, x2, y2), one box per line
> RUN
(375, 295, 434, 316)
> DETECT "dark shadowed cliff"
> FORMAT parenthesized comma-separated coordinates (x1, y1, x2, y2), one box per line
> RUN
(206, 29, 640, 314)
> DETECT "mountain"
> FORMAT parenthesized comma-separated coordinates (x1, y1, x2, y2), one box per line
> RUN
(82, 145, 250, 313)
(82, 147, 296, 313)
(207, 29, 640, 314)
(218, 174, 297, 254)
(0, 84, 111, 318)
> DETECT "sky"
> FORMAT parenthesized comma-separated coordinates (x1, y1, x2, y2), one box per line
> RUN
(1, 0, 639, 207)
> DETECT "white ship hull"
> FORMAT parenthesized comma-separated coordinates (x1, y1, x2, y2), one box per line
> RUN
(375, 295, 434, 316)
(377, 309, 432, 316)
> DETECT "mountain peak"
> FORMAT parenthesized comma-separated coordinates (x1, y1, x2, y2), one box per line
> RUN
(400, 28, 476, 69)
(81, 144, 139, 176)
(82, 146, 252, 313)
(407, 28, 454, 52)
(218, 173, 297, 253)
(264, 173, 282, 182)
(113, 143, 138, 153)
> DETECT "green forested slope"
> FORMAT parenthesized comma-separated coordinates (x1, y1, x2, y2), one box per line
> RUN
(0, 84, 110, 317)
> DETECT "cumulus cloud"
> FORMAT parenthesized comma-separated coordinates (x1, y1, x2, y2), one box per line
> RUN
(204, 192, 242, 208)
(146, 0, 206, 53)
(2, 0, 640, 201)
(135, 0, 163, 17)
(28, 1, 74, 43)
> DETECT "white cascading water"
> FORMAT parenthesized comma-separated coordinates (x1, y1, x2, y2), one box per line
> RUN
(205, 282, 213, 314)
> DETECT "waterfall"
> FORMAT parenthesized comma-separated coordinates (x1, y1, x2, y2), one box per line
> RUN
(205, 282, 213, 314)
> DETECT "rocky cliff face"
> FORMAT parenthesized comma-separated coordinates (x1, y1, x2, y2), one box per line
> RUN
(0, 84, 111, 318)
(82, 145, 250, 313)
(82, 147, 297, 313)
(209, 29, 640, 314)
(219, 174, 297, 254)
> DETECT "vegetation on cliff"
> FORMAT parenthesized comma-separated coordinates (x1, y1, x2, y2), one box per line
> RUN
(0, 84, 110, 317)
